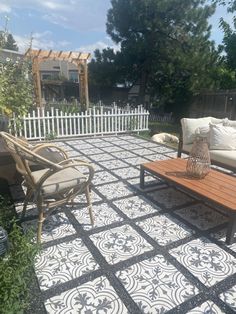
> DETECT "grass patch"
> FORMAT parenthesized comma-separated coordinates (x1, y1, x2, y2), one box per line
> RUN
(0, 196, 39, 314)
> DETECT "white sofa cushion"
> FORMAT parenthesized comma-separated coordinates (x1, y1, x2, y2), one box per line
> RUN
(210, 150, 236, 168)
(209, 124, 236, 150)
(181, 117, 212, 144)
(182, 144, 236, 168)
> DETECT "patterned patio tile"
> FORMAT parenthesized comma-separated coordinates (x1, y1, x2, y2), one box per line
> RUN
(35, 238, 99, 291)
(146, 154, 170, 161)
(112, 139, 130, 146)
(44, 276, 128, 314)
(219, 284, 236, 312)
(111, 151, 138, 159)
(121, 143, 142, 150)
(164, 151, 178, 158)
(137, 214, 192, 246)
(150, 146, 174, 153)
(113, 195, 160, 219)
(72, 143, 94, 150)
(103, 136, 124, 142)
(66, 149, 82, 157)
(98, 159, 129, 170)
(85, 138, 105, 144)
(78, 148, 104, 155)
(111, 166, 140, 180)
(211, 229, 236, 252)
(147, 187, 193, 209)
(170, 238, 236, 287)
(90, 224, 153, 264)
(124, 156, 150, 166)
(117, 135, 135, 140)
(72, 202, 123, 230)
(187, 300, 225, 313)
(96, 182, 134, 200)
(66, 140, 87, 146)
(92, 171, 118, 185)
(89, 153, 115, 162)
(116, 254, 199, 313)
(92, 141, 113, 148)
(22, 212, 76, 243)
(72, 190, 103, 203)
(128, 138, 148, 144)
(101, 145, 124, 153)
(132, 148, 156, 156)
(140, 142, 161, 148)
(175, 203, 228, 230)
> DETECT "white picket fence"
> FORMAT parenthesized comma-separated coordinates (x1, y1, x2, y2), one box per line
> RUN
(9, 106, 149, 140)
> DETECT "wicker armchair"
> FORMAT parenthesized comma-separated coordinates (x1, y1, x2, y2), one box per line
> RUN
(0, 132, 94, 243)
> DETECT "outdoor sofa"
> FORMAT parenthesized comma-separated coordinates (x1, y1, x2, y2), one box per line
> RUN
(177, 116, 236, 172)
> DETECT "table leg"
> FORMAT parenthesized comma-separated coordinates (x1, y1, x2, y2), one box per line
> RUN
(140, 166, 145, 189)
(226, 212, 236, 245)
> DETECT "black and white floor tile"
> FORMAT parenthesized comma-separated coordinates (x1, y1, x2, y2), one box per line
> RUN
(44, 276, 129, 314)
(90, 224, 154, 265)
(170, 237, 236, 287)
(175, 203, 228, 230)
(72, 202, 123, 230)
(187, 300, 225, 313)
(137, 213, 193, 245)
(35, 238, 99, 291)
(11, 135, 236, 314)
(147, 187, 194, 209)
(116, 254, 199, 313)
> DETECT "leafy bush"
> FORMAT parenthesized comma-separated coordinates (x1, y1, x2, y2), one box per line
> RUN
(0, 56, 33, 117)
(0, 196, 39, 314)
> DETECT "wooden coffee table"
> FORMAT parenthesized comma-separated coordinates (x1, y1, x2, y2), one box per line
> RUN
(140, 158, 236, 244)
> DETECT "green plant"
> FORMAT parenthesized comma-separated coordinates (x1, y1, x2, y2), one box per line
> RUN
(0, 196, 39, 314)
(0, 57, 33, 118)
(45, 131, 57, 140)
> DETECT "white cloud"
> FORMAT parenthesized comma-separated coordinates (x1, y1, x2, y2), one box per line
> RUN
(76, 40, 120, 55)
(14, 31, 72, 52)
(0, 4, 11, 13)
(58, 40, 71, 47)
(14, 31, 55, 52)
(1, 0, 111, 32)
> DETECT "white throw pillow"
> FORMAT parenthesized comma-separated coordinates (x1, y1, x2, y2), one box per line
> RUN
(181, 117, 212, 144)
(209, 124, 236, 150)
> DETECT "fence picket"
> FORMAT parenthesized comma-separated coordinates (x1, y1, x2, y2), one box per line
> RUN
(9, 105, 149, 140)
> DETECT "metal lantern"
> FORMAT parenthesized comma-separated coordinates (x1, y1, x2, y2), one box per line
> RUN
(0, 227, 8, 257)
(186, 137, 211, 179)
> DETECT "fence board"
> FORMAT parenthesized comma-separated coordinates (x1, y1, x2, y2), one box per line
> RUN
(9, 105, 149, 140)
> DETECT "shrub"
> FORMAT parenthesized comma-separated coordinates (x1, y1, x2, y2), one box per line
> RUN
(0, 196, 39, 314)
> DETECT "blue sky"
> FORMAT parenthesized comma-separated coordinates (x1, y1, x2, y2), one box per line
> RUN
(0, 0, 234, 55)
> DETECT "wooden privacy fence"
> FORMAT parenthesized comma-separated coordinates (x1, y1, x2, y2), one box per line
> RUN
(9, 106, 149, 140)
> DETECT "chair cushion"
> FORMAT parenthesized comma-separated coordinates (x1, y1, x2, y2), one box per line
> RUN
(31, 167, 86, 195)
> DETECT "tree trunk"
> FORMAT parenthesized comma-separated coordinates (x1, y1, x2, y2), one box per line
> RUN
(139, 70, 148, 105)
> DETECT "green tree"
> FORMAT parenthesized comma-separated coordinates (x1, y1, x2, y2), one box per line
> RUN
(0, 31, 18, 51)
(106, 0, 217, 116)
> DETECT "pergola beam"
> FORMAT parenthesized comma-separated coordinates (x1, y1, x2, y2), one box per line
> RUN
(25, 49, 90, 109)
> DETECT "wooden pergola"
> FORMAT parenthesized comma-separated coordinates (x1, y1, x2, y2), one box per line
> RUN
(25, 49, 90, 109)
